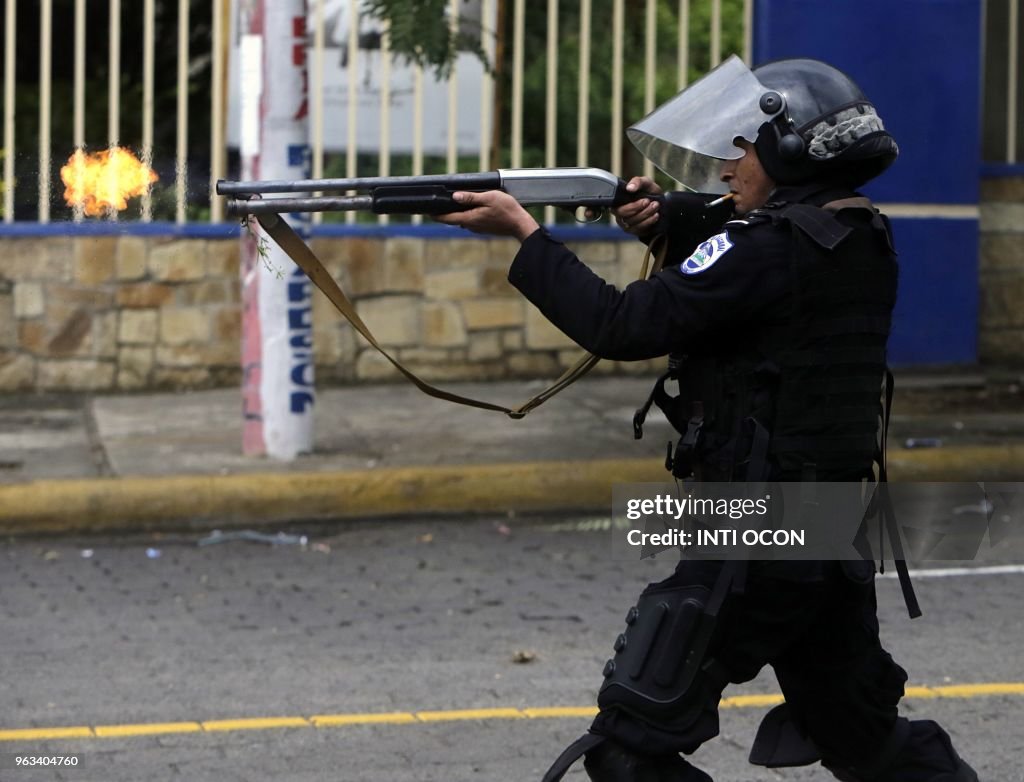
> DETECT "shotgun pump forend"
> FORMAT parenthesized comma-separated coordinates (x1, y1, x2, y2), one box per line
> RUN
(218, 167, 686, 220)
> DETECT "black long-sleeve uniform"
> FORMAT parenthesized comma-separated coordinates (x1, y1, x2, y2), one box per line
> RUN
(508, 214, 793, 361)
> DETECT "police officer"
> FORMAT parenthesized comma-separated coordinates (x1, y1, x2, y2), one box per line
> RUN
(436, 57, 978, 782)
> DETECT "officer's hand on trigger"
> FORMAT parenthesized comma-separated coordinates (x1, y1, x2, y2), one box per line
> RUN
(612, 176, 664, 240)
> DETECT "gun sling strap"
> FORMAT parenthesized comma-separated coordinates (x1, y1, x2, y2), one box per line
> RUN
(254, 213, 668, 418)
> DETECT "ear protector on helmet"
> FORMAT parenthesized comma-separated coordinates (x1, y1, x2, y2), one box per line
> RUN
(759, 91, 806, 161)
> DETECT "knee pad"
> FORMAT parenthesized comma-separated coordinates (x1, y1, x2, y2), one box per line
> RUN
(598, 585, 726, 730)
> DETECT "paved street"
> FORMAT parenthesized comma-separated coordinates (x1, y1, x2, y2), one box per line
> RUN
(2, 516, 1022, 781)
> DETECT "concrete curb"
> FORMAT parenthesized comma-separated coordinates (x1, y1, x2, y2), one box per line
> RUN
(0, 447, 1020, 535)
(0, 459, 667, 535)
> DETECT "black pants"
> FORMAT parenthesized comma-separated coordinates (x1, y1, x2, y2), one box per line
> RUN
(591, 559, 967, 780)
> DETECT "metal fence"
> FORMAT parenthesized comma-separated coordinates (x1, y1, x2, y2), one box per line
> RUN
(1, 0, 1019, 227)
(983, 0, 1022, 165)
(1, 0, 753, 226)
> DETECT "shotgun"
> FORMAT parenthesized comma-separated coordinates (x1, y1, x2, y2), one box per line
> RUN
(216, 167, 727, 223)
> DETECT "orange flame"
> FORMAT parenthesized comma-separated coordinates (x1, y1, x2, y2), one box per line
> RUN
(60, 147, 158, 216)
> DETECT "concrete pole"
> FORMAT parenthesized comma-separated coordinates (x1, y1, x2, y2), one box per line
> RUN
(239, 0, 314, 459)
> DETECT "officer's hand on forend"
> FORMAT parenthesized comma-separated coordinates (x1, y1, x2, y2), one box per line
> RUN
(612, 176, 664, 239)
(433, 190, 541, 242)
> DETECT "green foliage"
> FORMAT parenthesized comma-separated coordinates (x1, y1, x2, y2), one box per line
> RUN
(362, 0, 490, 78)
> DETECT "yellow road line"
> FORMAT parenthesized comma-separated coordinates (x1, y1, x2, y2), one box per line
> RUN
(202, 717, 310, 732)
(416, 708, 526, 722)
(311, 712, 418, 727)
(94, 722, 202, 738)
(2, 682, 1022, 742)
(0, 727, 93, 741)
(521, 707, 597, 719)
(721, 694, 785, 708)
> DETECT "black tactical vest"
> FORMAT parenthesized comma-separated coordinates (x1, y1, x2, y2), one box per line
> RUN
(638, 196, 897, 483)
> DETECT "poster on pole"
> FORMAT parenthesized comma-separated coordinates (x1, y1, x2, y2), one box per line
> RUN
(239, 0, 314, 460)
(228, 0, 490, 154)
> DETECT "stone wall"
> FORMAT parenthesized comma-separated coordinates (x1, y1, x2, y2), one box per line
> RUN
(2, 182, 1020, 394)
(0, 232, 661, 392)
(979, 177, 1024, 365)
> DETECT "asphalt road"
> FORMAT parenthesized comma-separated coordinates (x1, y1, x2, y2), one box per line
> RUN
(1, 516, 1022, 781)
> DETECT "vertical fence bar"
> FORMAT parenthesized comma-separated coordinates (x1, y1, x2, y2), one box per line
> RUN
(346, 0, 358, 224)
(577, 0, 591, 167)
(447, 0, 460, 174)
(511, 0, 525, 168)
(710, 0, 721, 67)
(544, 0, 558, 224)
(310, 0, 325, 225)
(743, 0, 753, 64)
(1009, 0, 1019, 163)
(74, 0, 85, 151)
(109, 0, 120, 148)
(2, 0, 14, 223)
(479, 0, 494, 170)
(210, 0, 227, 223)
(611, 0, 624, 174)
(38, 0, 52, 223)
(678, 0, 689, 89)
(378, 20, 391, 225)
(412, 64, 424, 224)
(108, 0, 121, 221)
(642, 0, 656, 179)
(72, 0, 85, 221)
(175, 0, 190, 224)
(141, 0, 155, 221)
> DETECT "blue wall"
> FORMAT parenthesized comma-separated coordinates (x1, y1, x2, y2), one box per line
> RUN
(754, 0, 982, 365)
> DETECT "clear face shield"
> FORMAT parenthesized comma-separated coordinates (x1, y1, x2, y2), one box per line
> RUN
(626, 55, 783, 193)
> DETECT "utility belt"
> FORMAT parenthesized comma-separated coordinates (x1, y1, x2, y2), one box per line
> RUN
(633, 356, 776, 482)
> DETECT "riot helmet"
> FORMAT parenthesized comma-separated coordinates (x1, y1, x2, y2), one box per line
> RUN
(627, 55, 898, 192)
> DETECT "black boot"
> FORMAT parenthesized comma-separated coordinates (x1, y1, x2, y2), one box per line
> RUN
(583, 740, 712, 782)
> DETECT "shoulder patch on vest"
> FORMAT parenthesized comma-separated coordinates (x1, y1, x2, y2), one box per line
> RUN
(681, 232, 734, 275)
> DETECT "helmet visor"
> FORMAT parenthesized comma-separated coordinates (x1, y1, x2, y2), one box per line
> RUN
(627, 55, 779, 192)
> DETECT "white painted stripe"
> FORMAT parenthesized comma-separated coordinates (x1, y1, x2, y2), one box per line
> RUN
(880, 564, 1024, 579)
(875, 203, 980, 219)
